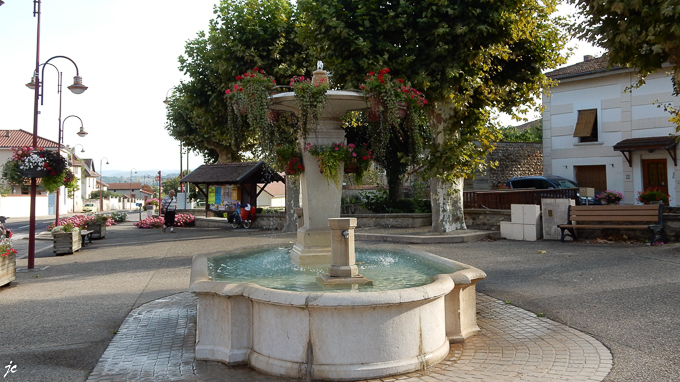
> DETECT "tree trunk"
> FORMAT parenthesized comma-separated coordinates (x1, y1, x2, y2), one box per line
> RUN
(282, 175, 300, 232)
(429, 103, 467, 233)
(430, 177, 466, 232)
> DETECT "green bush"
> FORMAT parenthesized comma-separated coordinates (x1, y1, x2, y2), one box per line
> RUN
(360, 189, 431, 213)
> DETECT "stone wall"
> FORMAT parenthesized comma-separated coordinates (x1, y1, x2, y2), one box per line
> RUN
(466, 142, 543, 190)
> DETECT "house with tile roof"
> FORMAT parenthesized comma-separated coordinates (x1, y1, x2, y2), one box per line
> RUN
(542, 55, 679, 205)
(257, 181, 286, 209)
(106, 182, 152, 200)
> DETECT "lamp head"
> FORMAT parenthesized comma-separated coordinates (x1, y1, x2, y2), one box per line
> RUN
(67, 76, 88, 94)
(77, 128, 88, 137)
(26, 77, 37, 90)
(163, 98, 170, 105)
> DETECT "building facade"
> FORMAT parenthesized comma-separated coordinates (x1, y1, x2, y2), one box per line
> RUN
(542, 55, 679, 205)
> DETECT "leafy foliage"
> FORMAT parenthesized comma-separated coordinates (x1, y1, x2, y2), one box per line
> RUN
(570, 0, 680, 92)
(298, 0, 569, 182)
(499, 121, 542, 143)
(165, 0, 309, 163)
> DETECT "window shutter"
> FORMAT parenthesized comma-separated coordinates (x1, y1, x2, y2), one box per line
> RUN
(573, 109, 597, 137)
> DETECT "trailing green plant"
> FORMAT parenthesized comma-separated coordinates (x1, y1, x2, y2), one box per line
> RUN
(306, 142, 373, 186)
(1, 159, 25, 186)
(64, 169, 80, 198)
(238, 68, 277, 132)
(291, 75, 328, 138)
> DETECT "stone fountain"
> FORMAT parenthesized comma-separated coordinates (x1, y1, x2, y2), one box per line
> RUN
(190, 68, 486, 381)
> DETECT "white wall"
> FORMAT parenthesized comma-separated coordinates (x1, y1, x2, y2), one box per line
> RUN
(0, 195, 50, 217)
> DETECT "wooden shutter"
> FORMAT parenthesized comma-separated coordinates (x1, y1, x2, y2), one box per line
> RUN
(573, 109, 597, 137)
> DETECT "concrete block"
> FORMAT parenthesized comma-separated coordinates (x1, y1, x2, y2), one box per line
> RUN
(511, 204, 523, 224)
(523, 223, 542, 241)
(523, 205, 541, 225)
(503, 222, 524, 241)
(500, 221, 512, 239)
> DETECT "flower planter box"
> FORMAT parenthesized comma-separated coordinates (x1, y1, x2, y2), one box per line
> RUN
(86, 223, 106, 239)
(19, 168, 48, 178)
(0, 252, 16, 287)
(53, 232, 82, 255)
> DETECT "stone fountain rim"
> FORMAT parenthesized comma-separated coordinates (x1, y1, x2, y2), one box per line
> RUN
(190, 243, 486, 308)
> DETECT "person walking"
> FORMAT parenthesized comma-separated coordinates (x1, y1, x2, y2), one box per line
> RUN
(161, 190, 177, 233)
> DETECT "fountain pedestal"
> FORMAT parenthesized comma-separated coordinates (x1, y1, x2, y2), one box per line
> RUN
(270, 76, 368, 267)
(318, 218, 372, 285)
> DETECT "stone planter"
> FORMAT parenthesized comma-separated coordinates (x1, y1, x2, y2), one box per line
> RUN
(53, 231, 82, 255)
(86, 223, 106, 239)
(0, 252, 16, 287)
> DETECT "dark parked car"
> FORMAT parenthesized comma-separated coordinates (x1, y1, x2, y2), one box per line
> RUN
(505, 175, 599, 204)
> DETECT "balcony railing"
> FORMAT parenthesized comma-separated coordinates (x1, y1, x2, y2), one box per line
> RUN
(464, 188, 578, 210)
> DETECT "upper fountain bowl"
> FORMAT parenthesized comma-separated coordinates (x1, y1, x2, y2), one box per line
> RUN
(270, 90, 368, 119)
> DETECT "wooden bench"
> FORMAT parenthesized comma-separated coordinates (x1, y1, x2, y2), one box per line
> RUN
(81, 230, 94, 246)
(558, 204, 665, 243)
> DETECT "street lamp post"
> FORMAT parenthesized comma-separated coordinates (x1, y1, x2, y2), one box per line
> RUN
(27, 0, 88, 269)
(69, 144, 85, 213)
(99, 158, 109, 212)
(53, 115, 87, 226)
(130, 168, 137, 206)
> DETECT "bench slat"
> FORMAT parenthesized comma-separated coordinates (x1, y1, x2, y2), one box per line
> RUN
(569, 216, 659, 222)
(569, 205, 660, 210)
(570, 210, 659, 217)
(559, 224, 650, 229)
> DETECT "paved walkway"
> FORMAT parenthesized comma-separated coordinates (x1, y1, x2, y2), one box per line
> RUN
(87, 292, 611, 382)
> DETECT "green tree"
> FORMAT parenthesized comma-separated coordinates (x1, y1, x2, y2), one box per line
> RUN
(298, 0, 569, 231)
(166, 0, 309, 163)
(162, 177, 181, 197)
(571, 0, 680, 91)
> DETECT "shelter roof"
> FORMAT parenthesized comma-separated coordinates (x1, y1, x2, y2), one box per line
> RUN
(181, 162, 284, 185)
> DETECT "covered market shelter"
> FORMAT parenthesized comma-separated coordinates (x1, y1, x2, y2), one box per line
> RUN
(180, 162, 284, 217)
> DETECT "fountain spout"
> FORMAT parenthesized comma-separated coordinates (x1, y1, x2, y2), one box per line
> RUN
(318, 218, 372, 285)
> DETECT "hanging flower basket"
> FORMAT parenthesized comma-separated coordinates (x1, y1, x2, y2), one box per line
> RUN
(19, 167, 49, 178)
(344, 162, 359, 173)
(367, 96, 383, 122)
(396, 101, 408, 119)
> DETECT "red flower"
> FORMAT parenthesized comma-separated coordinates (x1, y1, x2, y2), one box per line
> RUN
(368, 71, 375, 76)
(397, 79, 404, 83)
(253, 67, 259, 72)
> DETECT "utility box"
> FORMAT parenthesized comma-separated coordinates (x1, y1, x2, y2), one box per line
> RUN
(541, 198, 576, 240)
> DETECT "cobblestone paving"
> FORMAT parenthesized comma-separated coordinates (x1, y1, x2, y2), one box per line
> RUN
(87, 293, 612, 382)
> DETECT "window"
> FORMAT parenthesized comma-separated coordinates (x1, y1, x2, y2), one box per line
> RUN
(573, 109, 598, 142)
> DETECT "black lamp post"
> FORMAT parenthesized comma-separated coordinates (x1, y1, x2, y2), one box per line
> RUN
(130, 168, 137, 203)
(26, 0, 88, 269)
(99, 158, 109, 212)
(52, 115, 87, 225)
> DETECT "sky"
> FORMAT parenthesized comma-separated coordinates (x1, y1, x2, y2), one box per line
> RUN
(0, 1, 603, 174)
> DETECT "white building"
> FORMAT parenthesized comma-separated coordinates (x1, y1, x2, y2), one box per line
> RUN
(542, 55, 679, 205)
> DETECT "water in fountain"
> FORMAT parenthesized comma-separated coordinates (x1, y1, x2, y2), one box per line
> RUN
(208, 246, 463, 292)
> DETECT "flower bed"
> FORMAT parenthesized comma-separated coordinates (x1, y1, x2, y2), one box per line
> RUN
(134, 214, 195, 229)
(47, 214, 116, 231)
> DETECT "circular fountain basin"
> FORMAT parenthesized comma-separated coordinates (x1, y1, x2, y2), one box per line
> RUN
(190, 244, 486, 381)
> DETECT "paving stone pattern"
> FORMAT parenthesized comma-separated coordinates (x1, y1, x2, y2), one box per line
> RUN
(87, 292, 612, 382)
